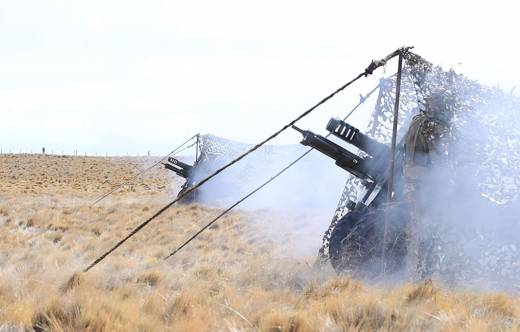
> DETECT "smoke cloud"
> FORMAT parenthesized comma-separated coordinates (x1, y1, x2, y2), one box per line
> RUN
(410, 83, 520, 291)
(173, 135, 350, 257)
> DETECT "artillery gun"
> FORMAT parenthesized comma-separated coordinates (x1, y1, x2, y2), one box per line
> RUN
(164, 156, 198, 202)
(293, 118, 409, 276)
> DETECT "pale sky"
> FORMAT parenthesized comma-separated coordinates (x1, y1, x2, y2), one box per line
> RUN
(1, 0, 518, 155)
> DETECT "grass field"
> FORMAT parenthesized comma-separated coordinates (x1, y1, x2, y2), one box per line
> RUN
(0, 154, 518, 331)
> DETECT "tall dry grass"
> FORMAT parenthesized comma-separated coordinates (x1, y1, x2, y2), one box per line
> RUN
(0, 154, 518, 331)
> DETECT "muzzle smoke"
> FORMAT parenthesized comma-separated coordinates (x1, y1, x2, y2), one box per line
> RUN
(411, 83, 520, 290)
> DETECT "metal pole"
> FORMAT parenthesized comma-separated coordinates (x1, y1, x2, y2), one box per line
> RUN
(388, 54, 403, 201)
(382, 53, 403, 272)
(195, 134, 200, 162)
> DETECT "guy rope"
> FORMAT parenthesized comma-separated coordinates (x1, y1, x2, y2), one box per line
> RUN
(82, 47, 413, 273)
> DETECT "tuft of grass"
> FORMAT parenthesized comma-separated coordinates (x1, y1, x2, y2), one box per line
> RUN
(322, 296, 387, 330)
(136, 270, 164, 288)
(61, 273, 83, 293)
(303, 277, 362, 300)
(259, 310, 316, 332)
(481, 293, 517, 318)
(406, 279, 437, 303)
(165, 291, 196, 318)
(32, 301, 81, 332)
(0, 206, 9, 217)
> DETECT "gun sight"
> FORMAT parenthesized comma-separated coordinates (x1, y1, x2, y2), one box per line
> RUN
(326, 118, 388, 157)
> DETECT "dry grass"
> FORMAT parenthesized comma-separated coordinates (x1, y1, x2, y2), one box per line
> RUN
(0, 154, 519, 331)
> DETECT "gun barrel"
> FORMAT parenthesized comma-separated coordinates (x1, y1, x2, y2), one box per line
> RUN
(293, 127, 374, 180)
(291, 125, 305, 135)
(164, 157, 193, 179)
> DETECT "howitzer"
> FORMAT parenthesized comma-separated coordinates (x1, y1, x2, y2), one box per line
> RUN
(164, 157, 193, 179)
(163, 156, 199, 203)
(294, 118, 408, 276)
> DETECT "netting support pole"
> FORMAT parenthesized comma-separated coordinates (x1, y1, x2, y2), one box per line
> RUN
(195, 134, 200, 162)
(383, 53, 403, 273)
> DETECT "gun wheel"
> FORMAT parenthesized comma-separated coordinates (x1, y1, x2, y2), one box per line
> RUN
(329, 209, 380, 277)
(177, 185, 197, 204)
(328, 205, 408, 277)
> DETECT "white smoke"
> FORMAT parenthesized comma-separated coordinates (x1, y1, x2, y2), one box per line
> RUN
(414, 84, 520, 291)
(170, 134, 358, 257)
(186, 136, 347, 213)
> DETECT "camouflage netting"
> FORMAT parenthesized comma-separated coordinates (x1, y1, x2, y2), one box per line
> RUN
(195, 134, 304, 185)
(186, 134, 346, 211)
(186, 52, 520, 286)
(320, 52, 520, 287)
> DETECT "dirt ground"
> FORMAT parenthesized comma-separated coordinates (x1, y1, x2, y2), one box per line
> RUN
(0, 154, 518, 331)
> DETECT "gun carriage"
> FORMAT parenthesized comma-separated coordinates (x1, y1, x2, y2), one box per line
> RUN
(293, 118, 408, 275)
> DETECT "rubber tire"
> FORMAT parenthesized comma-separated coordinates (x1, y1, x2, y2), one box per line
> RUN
(329, 208, 381, 277)
(329, 205, 408, 277)
(177, 185, 197, 204)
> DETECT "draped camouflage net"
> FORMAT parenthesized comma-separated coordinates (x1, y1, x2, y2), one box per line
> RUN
(193, 134, 307, 186)
(189, 134, 345, 210)
(318, 52, 520, 266)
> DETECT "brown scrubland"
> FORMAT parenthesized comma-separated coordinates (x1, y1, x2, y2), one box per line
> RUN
(0, 154, 518, 331)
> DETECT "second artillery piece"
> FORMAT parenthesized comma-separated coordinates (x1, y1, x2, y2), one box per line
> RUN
(293, 118, 409, 276)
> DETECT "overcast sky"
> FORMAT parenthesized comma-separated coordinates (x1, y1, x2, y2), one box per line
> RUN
(1, 0, 518, 155)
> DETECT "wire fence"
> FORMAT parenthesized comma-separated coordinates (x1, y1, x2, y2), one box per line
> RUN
(0, 148, 193, 158)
